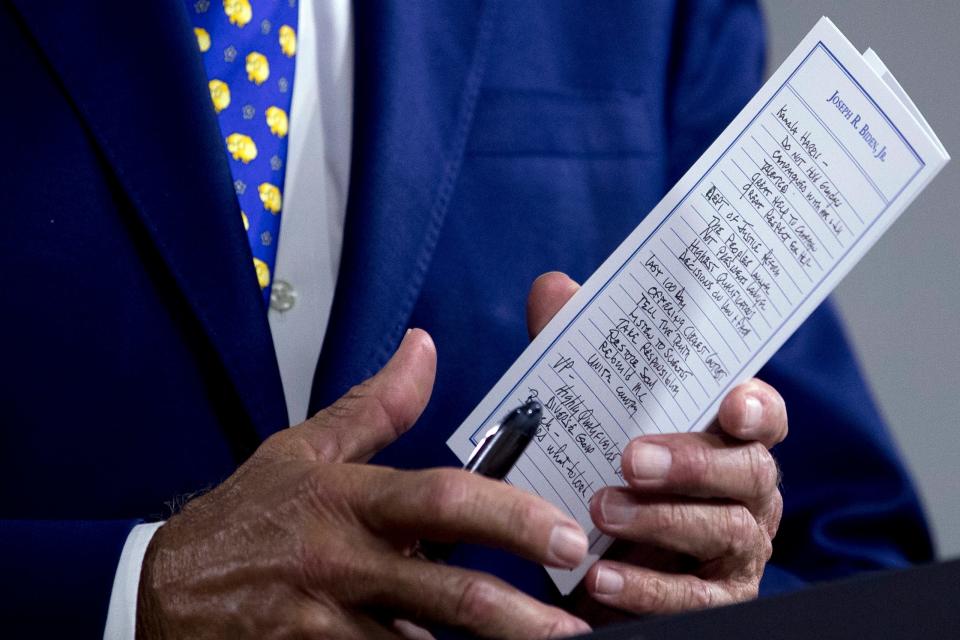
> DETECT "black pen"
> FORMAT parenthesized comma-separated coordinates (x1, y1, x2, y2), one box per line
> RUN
(415, 399, 542, 561)
(463, 399, 542, 479)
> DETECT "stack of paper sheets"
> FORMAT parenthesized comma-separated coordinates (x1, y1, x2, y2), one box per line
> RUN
(448, 17, 949, 594)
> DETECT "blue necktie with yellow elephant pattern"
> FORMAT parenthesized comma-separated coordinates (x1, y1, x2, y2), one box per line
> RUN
(188, 0, 298, 305)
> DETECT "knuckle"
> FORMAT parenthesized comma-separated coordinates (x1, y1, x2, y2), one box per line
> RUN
(316, 384, 360, 422)
(302, 465, 331, 499)
(504, 495, 542, 542)
(636, 576, 673, 613)
(312, 382, 402, 456)
(298, 612, 341, 639)
(259, 430, 286, 453)
(312, 428, 349, 464)
(298, 537, 338, 586)
(254, 430, 306, 462)
(296, 536, 317, 571)
(758, 531, 774, 563)
(729, 578, 760, 603)
(326, 382, 393, 430)
(354, 383, 396, 429)
(650, 502, 684, 536)
(682, 441, 714, 487)
(744, 442, 778, 497)
(421, 469, 470, 520)
(723, 505, 758, 558)
(765, 491, 785, 538)
(378, 377, 422, 431)
(299, 466, 353, 524)
(542, 615, 581, 639)
(684, 579, 717, 610)
(301, 539, 375, 602)
(453, 576, 498, 626)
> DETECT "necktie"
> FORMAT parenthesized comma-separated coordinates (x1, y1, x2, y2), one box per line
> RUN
(188, 0, 298, 306)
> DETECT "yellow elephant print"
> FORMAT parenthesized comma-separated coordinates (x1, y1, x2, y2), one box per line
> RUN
(241, 211, 249, 231)
(226, 133, 258, 164)
(208, 79, 230, 113)
(265, 106, 288, 138)
(223, 0, 252, 28)
(258, 183, 282, 213)
(194, 27, 211, 53)
(253, 257, 270, 289)
(245, 51, 269, 85)
(278, 25, 297, 58)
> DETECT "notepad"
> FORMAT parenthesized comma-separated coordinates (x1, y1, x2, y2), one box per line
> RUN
(447, 17, 949, 594)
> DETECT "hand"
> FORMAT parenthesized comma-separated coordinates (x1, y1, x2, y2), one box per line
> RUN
(137, 329, 591, 639)
(527, 272, 786, 618)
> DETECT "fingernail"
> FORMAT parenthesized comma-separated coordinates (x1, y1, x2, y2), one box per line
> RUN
(598, 492, 639, 526)
(547, 523, 588, 567)
(743, 393, 764, 431)
(594, 566, 624, 595)
(630, 443, 672, 480)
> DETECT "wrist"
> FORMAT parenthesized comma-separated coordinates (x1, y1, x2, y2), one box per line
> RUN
(135, 522, 168, 640)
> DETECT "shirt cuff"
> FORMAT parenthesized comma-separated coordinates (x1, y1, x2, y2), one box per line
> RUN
(103, 521, 165, 640)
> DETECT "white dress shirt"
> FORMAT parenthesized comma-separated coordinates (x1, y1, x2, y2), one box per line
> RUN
(103, 1, 353, 636)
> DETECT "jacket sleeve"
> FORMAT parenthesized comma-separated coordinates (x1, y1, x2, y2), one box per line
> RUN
(0, 519, 139, 636)
(663, 0, 933, 594)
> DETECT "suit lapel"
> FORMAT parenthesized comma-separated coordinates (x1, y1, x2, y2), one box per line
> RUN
(11, 1, 288, 441)
(308, 0, 498, 412)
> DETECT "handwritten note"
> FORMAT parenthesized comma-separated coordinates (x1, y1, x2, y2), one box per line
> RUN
(448, 17, 948, 594)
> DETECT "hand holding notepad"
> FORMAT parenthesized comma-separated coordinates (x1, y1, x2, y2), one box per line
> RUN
(448, 17, 949, 595)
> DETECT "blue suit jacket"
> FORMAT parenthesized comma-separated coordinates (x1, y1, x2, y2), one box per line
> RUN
(0, 0, 932, 635)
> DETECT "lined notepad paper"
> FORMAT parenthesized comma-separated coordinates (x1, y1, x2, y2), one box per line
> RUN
(448, 17, 949, 594)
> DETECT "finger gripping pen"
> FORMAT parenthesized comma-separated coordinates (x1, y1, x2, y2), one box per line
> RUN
(416, 399, 542, 561)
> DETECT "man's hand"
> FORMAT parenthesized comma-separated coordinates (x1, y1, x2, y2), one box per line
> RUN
(528, 272, 786, 617)
(137, 330, 591, 639)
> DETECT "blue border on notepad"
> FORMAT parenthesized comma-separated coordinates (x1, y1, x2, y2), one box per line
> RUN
(470, 40, 927, 444)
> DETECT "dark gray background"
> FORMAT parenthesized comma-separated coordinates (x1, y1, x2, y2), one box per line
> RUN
(761, 2, 959, 558)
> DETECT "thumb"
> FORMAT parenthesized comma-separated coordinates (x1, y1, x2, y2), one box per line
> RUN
(297, 329, 437, 463)
(527, 272, 580, 339)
